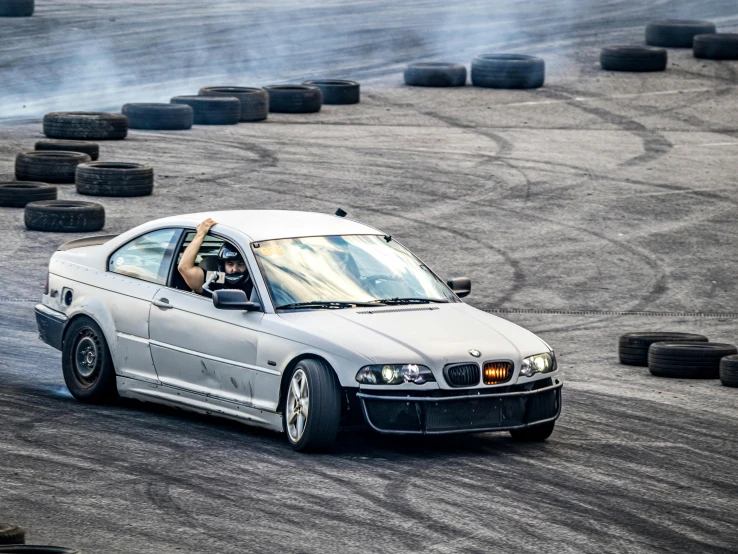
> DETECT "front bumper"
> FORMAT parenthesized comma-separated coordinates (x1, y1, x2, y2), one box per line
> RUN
(357, 378, 562, 434)
(35, 304, 67, 351)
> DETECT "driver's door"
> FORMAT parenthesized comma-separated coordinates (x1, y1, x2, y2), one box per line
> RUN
(148, 288, 263, 404)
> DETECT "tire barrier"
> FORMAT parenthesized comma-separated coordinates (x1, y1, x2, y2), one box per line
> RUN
(25, 200, 105, 232)
(302, 80, 360, 104)
(43, 112, 128, 140)
(646, 20, 716, 48)
(648, 342, 737, 378)
(264, 85, 322, 113)
(471, 54, 545, 89)
(619, 332, 708, 366)
(693, 34, 738, 60)
(35, 140, 99, 161)
(0, 0, 33, 17)
(16, 151, 91, 184)
(719, 355, 738, 387)
(170, 96, 240, 125)
(403, 63, 466, 87)
(76, 162, 154, 197)
(0, 182, 57, 207)
(600, 46, 667, 72)
(198, 87, 269, 121)
(122, 103, 194, 130)
(0, 524, 25, 545)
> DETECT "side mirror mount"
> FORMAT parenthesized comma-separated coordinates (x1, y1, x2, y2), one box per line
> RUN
(447, 277, 471, 298)
(212, 289, 261, 311)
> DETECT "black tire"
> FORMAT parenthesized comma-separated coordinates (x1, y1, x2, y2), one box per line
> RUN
(122, 103, 193, 130)
(648, 342, 737, 379)
(0, 544, 80, 554)
(302, 80, 360, 104)
(169, 96, 240, 125)
(600, 46, 667, 72)
(403, 63, 467, 87)
(0, 182, 57, 208)
(471, 54, 544, 89)
(35, 140, 99, 161)
(62, 316, 117, 403)
(198, 87, 268, 121)
(510, 421, 555, 442)
(264, 85, 322, 113)
(43, 112, 128, 140)
(25, 200, 104, 233)
(618, 332, 708, 366)
(0, 525, 24, 545)
(15, 151, 91, 184)
(693, 34, 738, 60)
(76, 162, 154, 197)
(646, 20, 716, 48)
(0, 0, 33, 17)
(282, 358, 341, 451)
(719, 355, 738, 387)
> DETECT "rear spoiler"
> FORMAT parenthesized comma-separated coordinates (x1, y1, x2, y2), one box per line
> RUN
(57, 234, 119, 251)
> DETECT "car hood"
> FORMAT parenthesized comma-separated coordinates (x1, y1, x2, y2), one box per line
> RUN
(276, 302, 549, 368)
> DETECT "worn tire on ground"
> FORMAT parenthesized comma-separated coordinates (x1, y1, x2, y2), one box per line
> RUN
(648, 342, 737, 378)
(76, 162, 154, 197)
(25, 200, 105, 233)
(0, 525, 25, 545)
(302, 80, 360, 104)
(646, 20, 716, 47)
(0, 0, 33, 17)
(600, 46, 667, 71)
(282, 358, 341, 451)
(0, 182, 57, 207)
(719, 355, 738, 387)
(619, 332, 708, 366)
(471, 54, 544, 89)
(170, 96, 240, 125)
(122, 103, 193, 130)
(35, 140, 99, 161)
(265, 85, 322, 113)
(43, 112, 128, 140)
(404, 63, 467, 87)
(693, 34, 738, 60)
(198, 87, 269, 121)
(16, 151, 91, 184)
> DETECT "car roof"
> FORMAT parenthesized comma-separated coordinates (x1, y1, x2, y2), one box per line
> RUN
(151, 210, 382, 242)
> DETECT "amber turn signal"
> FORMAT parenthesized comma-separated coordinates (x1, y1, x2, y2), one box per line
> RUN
(483, 361, 513, 385)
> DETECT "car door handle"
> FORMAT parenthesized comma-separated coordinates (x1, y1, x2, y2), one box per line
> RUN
(152, 298, 173, 309)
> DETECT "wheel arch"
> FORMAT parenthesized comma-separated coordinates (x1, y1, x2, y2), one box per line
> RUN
(277, 353, 339, 413)
(62, 310, 116, 364)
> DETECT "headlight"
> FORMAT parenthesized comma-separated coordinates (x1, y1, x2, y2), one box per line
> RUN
(356, 364, 435, 385)
(520, 352, 557, 377)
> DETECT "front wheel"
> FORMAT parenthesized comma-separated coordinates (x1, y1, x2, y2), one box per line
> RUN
(509, 421, 555, 442)
(283, 358, 341, 452)
(62, 317, 118, 403)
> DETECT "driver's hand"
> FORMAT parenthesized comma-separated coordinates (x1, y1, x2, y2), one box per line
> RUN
(196, 218, 217, 237)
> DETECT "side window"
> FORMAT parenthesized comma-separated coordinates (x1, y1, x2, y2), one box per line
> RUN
(175, 231, 225, 267)
(109, 228, 180, 285)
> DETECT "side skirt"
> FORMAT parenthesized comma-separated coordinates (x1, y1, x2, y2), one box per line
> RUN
(117, 376, 284, 433)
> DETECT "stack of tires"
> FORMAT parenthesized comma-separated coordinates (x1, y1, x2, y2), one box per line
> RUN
(0, 522, 80, 552)
(618, 332, 738, 386)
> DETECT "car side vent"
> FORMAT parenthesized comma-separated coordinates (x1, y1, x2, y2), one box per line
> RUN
(444, 363, 480, 387)
(355, 306, 441, 315)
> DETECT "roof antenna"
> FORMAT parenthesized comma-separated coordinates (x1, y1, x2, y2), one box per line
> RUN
(335, 208, 347, 218)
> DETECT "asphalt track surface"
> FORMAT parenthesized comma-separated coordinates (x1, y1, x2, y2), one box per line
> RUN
(1, 1, 738, 553)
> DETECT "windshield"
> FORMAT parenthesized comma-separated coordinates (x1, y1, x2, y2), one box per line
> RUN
(251, 235, 457, 308)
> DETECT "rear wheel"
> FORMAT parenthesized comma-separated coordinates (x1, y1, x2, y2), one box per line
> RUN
(62, 317, 118, 403)
(510, 421, 555, 442)
(283, 359, 341, 451)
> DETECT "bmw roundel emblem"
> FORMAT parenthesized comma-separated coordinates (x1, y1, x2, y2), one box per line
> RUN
(469, 349, 481, 358)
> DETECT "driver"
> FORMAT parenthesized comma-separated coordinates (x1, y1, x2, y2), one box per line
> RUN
(177, 217, 253, 298)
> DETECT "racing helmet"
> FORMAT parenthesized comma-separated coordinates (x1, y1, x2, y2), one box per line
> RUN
(217, 243, 249, 287)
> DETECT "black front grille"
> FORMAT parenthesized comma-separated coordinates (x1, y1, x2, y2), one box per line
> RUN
(444, 363, 480, 387)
